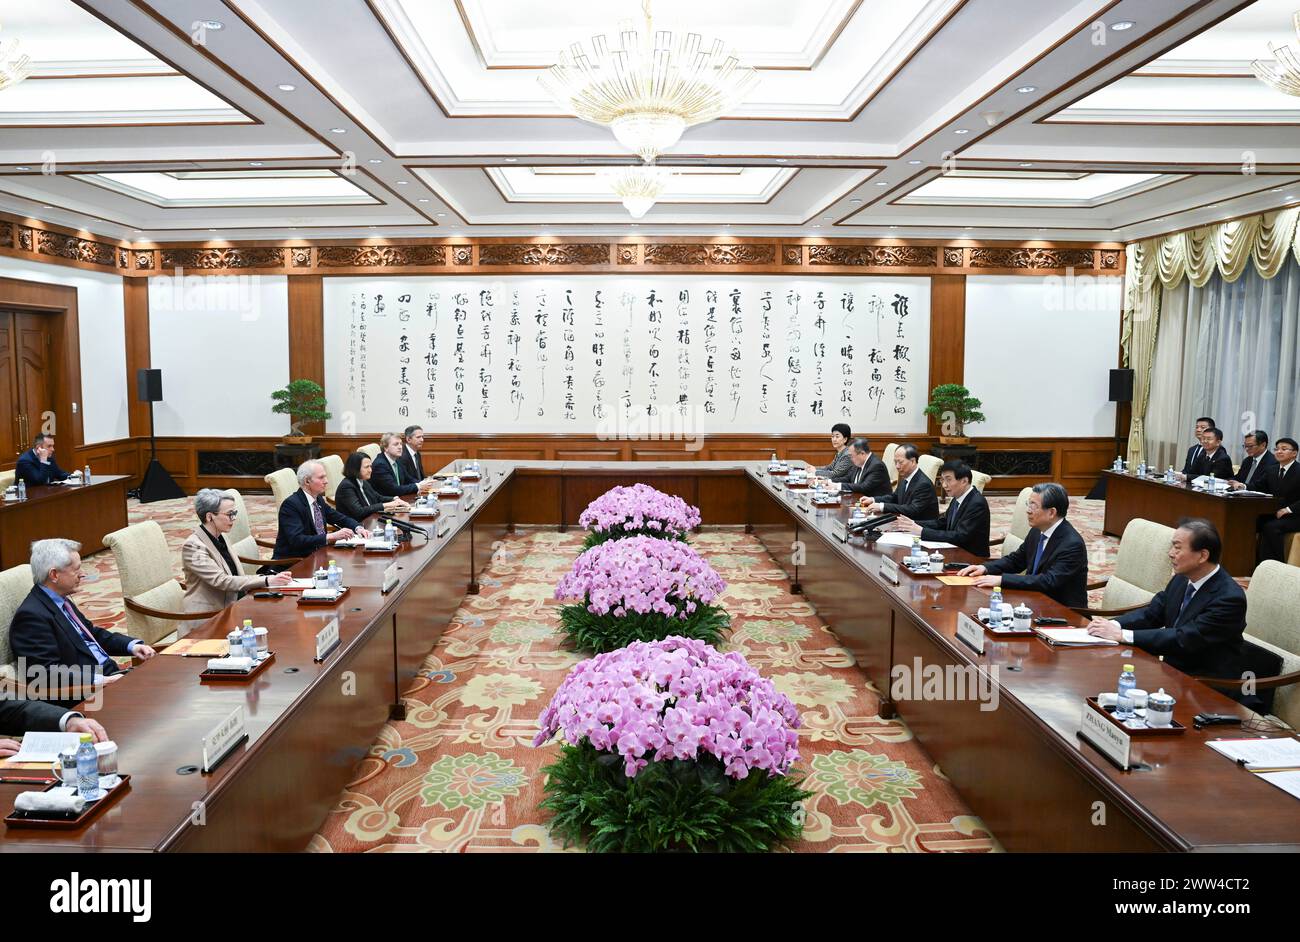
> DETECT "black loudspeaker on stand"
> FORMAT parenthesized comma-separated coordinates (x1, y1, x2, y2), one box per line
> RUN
(1088, 369, 1136, 501)
(136, 368, 185, 503)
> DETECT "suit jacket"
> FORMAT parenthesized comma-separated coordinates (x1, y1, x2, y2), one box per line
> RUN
(1263, 461, 1300, 515)
(1181, 442, 1204, 477)
(916, 487, 991, 557)
(1188, 447, 1233, 480)
(398, 445, 425, 483)
(182, 528, 265, 613)
(14, 449, 71, 486)
(0, 697, 72, 735)
(876, 469, 939, 520)
(1116, 567, 1247, 680)
(271, 489, 360, 561)
(369, 452, 419, 497)
(840, 454, 892, 497)
(818, 449, 854, 481)
(984, 518, 1089, 609)
(335, 476, 387, 522)
(10, 586, 137, 679)
(1234, 450, 1277, 489)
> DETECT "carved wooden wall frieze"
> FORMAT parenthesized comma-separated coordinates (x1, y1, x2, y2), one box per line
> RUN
(617, 244, 639, 265)
(643, 243, 776, 266)
(119, 249, 129, 269)
(18, 227, 33, 251)
(134, 251, 155, 270)
(35, 230, 116, 267)
(478, 243, 610, 266)
(316, 245, 448, 268)
(807, 244, 937, 267)
(0, 224, 12, 250)
(968, 247, 1096, 270)
(291, 247, 312, 267)
(943, 248, 964, 267)
(160, 247, 286, 270)
(782, 245, 803, 265)
(452, 246, 473, 265)
(1100, 250, 1120, 270)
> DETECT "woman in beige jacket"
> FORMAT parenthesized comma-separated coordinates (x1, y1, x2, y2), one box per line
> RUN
(183, 489, 292, 613)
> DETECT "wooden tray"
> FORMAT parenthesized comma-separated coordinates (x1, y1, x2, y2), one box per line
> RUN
(784, 480, 810, 489)
(1087, 697, 1186, 736)
(811, 498, 843, 507)
(297, 586, 350, 606)
(200, 652, 276, 683)
(767, 467, 789, 475)
(4, 775, 131, 830)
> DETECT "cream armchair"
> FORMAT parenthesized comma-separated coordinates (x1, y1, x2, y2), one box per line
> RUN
(971, 470, 992, 493)
(1070, 518, 1174, 618)
(264, 467, 298, 507)
(0, 564, 32, 687)
(917, 454, 942, 485)
(103, 521, 221, 645)
(990, 486, 1032, 557)
(882, 443, 900, 485)
(1195, 561, 1300, 731)
(321, 454, 345, 503)
(0, 470, 14, 492)
(223, 488, 302, 575)
(357, 442, 381, 461)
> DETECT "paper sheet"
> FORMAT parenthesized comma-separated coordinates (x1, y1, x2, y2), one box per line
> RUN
(1257, 770, 1300, 800)
(1206, 737, 1300, 770)
(1034, 627, 1118, 646)
(161, 638, 231, 657)
(937, 576, 978, 586)
(9, 732, 84, 763)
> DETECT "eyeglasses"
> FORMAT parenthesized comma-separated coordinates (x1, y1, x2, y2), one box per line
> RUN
(220, 510, 238, 519)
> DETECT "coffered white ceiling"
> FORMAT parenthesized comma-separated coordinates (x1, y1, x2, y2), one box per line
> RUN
(0, 0, 1298, 243)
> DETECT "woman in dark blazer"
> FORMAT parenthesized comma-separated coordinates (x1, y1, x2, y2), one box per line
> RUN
(335, 452, 408, 522)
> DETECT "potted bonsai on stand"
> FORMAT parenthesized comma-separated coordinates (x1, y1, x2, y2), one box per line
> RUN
(923, 383, 985, 463)
(271, 379, 330, 468)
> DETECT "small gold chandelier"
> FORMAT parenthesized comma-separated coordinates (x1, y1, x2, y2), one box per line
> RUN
(1252, 11, 1300, 96)
(0, 21, 31, 92)
(540, 0, 759, 163)
(604, 164, 671, 218)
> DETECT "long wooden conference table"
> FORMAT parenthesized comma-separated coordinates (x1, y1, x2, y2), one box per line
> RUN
(0, 474, 130, 569)
(1, 460, 1296, 852)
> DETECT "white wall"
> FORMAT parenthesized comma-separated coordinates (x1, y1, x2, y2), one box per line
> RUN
(147, 274, 289, 436)
(0, 255, 129, 445)
(963, 275, 1122, 437)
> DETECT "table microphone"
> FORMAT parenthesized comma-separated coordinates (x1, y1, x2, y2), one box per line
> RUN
(380, 514, 429, 540)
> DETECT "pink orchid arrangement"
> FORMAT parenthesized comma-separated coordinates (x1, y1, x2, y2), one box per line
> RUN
(555, 535, 726, 618)
(534, 636, 802, 779)
(578, 483, 701, 539)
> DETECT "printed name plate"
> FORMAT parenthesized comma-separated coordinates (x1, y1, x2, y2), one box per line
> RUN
(436, 519, 452, 538)
(201, 706, 247, 773)
(1079, 705, 1132, 770)
(879, 555, 900, 585)
(382, 562, 400, 594)
(956, 613, 986, 655)
(314, 616, 341, 662)
(831, 520, 848, 543)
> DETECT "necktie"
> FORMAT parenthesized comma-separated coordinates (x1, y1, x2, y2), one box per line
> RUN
(311, 497, 325, 535)
(393, 458, 402, 485)
(63, 600, 109, 667)
(855, 464, 865, 484)
(947, 498, 959, 528)
(1244, 457, 1256, 486)
(1175, 581, 1196, 626)
(1031, 534, 1048, 574)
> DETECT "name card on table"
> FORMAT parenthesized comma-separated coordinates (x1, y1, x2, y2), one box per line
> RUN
(201, 706, 248, 773)
(314, 616, 341, 663)
(1079, 705, 1131, 770)
(831, 520, 848, 543)
(463, 494, 476, 511)
(879, 555, 900, 585)
(481, 474, 493, 493)
(436, 518, 452, 539)
(381, 562, 400, 594)
(956, 613, 986, 655)
(796, 496, 811, 514)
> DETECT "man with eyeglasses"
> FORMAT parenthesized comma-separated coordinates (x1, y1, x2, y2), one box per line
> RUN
(182, 488, 294, 613)
(1229, 429, 1276, 491)
(1258, 437, 1300, 563)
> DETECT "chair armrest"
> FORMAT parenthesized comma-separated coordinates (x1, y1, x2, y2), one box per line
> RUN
(1086, 576, 1109, 591)
(1233, 576, 1250, 590)
(237, 555, 302, 567)
(989, 535, 1005, 546)
(1068, 603, 1147, 618)
(255, 537, 278, 549)
(1194, 670, 1300, 692)
(124, 597, 221, 621)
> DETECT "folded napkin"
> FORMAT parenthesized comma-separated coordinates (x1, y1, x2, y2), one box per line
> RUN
(977, 603, 1014, 621)
(206, 656, 254, 671)
(302, 588, 341, 600)
(15, 789, 85, 814)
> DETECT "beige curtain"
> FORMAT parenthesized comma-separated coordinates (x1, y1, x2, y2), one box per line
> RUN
(1122, 206, 1300, 461)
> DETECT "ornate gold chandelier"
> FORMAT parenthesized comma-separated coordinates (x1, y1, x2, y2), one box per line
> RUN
(0, 21, 31, 92)
(604, 164, 670, 218)
(1252, 11, 1300, 96)
(539, 0, 758, 163)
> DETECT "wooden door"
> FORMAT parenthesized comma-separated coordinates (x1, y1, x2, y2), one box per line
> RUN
(0, 311, 56, 463)
(0, 314, 17, 459)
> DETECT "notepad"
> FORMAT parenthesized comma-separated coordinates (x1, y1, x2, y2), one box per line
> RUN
(873, 532, 956, 549)
(1206, 737, 1300, 770)
(161, 638, 230, 657)
(8, 732, 84, 763)
(1256, 770, 1300, 800)
(937, 575, 978, 586)
(1033, 627, 1118, 647)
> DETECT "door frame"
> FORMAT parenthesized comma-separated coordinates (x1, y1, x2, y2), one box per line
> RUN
(0, 277, 81, 471)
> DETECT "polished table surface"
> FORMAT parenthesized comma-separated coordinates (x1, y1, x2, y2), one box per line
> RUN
(0, 475, 130, 569)
(1102, 470, 1273, 576)
(1, 461, 1294, 851)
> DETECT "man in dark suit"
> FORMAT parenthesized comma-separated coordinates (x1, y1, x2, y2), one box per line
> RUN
(839, 438, 892, 497)
(892, 460, 990, 556)
(370, 432, 426, 499)
(1180, 416, 1215, 477)
(860, 444, 939, 521)
(271, 459, 368, 562)
(10, 539, 157, 694)
(1230, 429, 1277, 492)
(1258, 437, 1300, 563)
(0, 700, 107, 756)
(14, 433, 73, 486)
(398, 425, 428, 483)
(960, 482, 1089, 608)
(1088, 518, 1249, 693)
(1182, 427, 1233, 480)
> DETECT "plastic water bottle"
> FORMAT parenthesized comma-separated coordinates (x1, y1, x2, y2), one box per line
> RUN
(1165, 465, 1174, 484)
(83, 463, 91, 485)
(384, 519, 396, 544)
(327, 559, 341, 590)
(1208, 471, 1216, 493)
(76, 734, 99, 800)
(988, 587, 1004, 628)
(238, 619, 256, 660)
(1113, 455, 1122, 471)
(16, 479, 26, 501)
(1116, 664, 1137, 719)
(1138, 459, 1147, 477)
(909, 536, 925, 567)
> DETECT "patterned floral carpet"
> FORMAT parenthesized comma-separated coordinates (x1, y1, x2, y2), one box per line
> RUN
(69, 489, 1116, 853)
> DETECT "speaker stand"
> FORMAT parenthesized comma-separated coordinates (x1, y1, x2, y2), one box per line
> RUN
(138, 401, 184, 503)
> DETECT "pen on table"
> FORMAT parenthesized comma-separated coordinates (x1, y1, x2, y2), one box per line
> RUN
(0, 776, 58, 785)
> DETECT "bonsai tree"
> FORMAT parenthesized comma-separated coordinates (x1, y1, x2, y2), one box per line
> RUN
(271, 379, 331, 440)
(923, 383, 985, 440)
